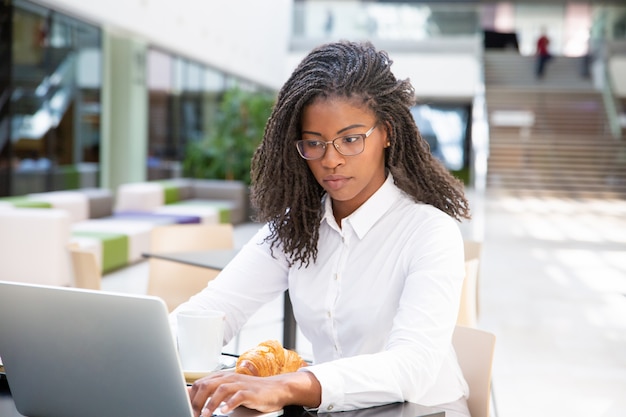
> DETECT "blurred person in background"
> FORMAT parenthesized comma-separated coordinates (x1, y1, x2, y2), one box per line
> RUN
(535, 27, 552, 79)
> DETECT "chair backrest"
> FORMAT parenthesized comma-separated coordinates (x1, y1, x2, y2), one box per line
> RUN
(147, 223, 234, 312)
(0, 208, 72, 286)
(457, 258, 479, 327)
(69, 247, 102, 290)
(462, 240, 483, 322)
(463, 240, 482, 262)
(452, 325, 496, 417)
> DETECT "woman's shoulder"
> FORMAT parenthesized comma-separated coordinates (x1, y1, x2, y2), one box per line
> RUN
(390, 197, 462, 240)
(390, 181, 457, 220)
(396, 192, 456, 221)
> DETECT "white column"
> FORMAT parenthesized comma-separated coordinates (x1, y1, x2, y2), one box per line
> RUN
(101, 30, 148, 191)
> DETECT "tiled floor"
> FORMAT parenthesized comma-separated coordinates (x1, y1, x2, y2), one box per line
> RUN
(103, 188, 626, 417)
(477, 192, 626, 417)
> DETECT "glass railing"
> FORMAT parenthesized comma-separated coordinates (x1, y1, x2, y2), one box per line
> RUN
(291, 1, 480, 50)
(597, 48, 623, 139)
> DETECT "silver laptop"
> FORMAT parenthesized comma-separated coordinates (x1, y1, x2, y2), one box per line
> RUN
(0, 281, 283, 417)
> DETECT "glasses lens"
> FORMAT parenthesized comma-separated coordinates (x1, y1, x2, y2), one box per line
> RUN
(336, 135, 365, 156)
(297, 140, 325, 160)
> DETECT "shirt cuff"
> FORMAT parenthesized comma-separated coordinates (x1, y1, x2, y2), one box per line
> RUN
(300, 365, 344, 412)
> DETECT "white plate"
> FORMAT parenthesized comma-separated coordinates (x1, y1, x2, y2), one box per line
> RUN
(183, 355, 236, 383)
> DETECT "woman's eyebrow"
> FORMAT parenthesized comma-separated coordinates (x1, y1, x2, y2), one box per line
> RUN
(302, 124, 366, 137)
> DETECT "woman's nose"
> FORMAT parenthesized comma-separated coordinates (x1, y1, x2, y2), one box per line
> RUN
(320, 143, 344, 167)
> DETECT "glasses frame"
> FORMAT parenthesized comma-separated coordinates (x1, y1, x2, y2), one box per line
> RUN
(295, 124, 377, 160)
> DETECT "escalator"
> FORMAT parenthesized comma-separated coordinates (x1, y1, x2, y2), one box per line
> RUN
(12, 46, 75, 141)
(9, 46, 79, 194)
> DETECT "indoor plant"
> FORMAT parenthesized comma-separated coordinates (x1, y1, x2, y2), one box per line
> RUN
(183, 86, 275, 185)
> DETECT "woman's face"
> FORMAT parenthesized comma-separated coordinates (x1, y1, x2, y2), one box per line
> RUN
(300, 96, 388, 221)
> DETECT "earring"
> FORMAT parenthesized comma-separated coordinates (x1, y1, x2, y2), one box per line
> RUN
(385, 142, 391, 147)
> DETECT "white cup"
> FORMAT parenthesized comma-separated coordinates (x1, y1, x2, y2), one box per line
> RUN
(176, 310, 225, 372)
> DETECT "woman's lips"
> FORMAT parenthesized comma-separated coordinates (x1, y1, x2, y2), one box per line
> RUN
(323, 175, 350, 191)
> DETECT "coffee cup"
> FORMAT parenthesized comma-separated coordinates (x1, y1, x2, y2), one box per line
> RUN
(176, 309, 225, 371)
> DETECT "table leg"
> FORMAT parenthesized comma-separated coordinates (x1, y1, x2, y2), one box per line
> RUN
(283, 290, 297, 350)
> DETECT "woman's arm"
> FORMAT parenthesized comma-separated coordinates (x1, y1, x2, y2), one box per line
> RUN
(169, 224, 290, 343)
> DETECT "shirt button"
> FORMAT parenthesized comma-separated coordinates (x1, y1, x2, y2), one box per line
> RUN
(327, 405, 334, 411)
(327, 311, 332, 318)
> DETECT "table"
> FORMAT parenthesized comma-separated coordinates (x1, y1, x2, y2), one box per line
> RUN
(0, 376, 445, 417)
(142, 249, 298, 351)
(145, 249, 239, 270)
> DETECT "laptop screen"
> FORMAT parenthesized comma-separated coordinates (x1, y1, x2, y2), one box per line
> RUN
(0, 281, 198, 417)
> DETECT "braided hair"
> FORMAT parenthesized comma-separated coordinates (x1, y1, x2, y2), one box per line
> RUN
(250, 40, 470, 267)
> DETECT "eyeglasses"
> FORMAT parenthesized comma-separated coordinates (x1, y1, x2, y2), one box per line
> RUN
(295, 124, 377, 160)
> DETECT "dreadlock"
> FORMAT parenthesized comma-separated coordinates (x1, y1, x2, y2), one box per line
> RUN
(250, 40, 470, 267)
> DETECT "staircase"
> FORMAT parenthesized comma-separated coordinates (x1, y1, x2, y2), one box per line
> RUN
(484, 52, 626, 199)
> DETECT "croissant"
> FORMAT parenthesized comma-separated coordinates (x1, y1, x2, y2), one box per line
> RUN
(235, 339, 307, 377)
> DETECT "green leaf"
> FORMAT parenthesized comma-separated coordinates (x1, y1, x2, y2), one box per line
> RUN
(182, 86, 275, 185)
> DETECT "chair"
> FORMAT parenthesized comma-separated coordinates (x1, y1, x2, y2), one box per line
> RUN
(457, 258, 479, 327)
(69, 246, 102, 290)
(452, 325, 496, 417)
(463, 240, 482, 263)
(147, 223, 234, 312)
(0, 208, 72, 287)
(457, 240, 483, 327)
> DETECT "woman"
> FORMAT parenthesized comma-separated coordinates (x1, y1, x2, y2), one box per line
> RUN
(173, 40, 471, 417)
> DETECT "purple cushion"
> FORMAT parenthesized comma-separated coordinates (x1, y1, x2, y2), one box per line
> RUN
(111, 211, 201, 224)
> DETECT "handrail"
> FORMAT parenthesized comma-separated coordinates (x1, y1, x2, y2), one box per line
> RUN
(598, 51, 622, 139)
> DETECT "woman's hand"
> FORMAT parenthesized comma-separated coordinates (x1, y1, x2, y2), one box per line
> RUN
(188, 370, 321, 417)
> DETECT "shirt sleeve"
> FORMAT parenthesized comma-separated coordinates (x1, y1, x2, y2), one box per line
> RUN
(303, 213, 466, 412)
(169, 224, 290, 345)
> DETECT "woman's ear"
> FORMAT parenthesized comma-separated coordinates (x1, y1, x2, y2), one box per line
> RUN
(382, 120, 392, 148)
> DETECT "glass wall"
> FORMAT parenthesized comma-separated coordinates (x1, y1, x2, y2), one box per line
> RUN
(0, 2, 12, 196)
(291, 0, 480, 43)
(1, 0, 102, 196)
(411, 102, 471, 175)
(146, 47, 273, 181)
(2, 0, 276, 194)
(147, 49, 228, 180)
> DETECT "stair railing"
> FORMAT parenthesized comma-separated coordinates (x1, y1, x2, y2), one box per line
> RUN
(596, 44, 622, 140)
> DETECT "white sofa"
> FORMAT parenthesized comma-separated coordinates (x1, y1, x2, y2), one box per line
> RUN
(0, 178, 248, 282)
(0, 208, 72, 287)
(114, 178, 249, 224)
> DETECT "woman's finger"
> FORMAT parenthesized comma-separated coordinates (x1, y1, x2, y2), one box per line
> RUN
(199, 377, 247, 416)
(189, 374, 225, 416)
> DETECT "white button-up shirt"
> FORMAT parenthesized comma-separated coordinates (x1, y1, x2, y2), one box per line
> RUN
(172, 175, 469, 411)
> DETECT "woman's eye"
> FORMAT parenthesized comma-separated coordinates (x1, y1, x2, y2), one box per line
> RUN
(306, 140, 324, 148)
(342, 135, 360, 144)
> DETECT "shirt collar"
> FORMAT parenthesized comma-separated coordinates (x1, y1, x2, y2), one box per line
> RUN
(321, 174, 402, 239)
